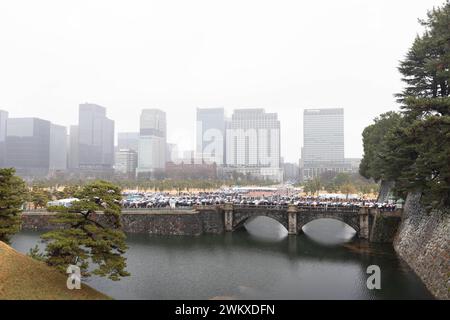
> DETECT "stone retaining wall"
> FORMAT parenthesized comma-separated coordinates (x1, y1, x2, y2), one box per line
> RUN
(369, 211, 402, 243)
(20, 210, 224, 236)
(394, 192, 450, 300)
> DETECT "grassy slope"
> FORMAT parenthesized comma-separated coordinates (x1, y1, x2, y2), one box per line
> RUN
(0, 241, 110, 300)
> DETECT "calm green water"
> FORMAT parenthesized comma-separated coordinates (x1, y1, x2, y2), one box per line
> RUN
(11, 218, 433, 300)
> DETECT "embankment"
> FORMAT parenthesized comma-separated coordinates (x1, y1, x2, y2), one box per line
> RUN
(394, 191, 450, 300)
(20, 208, 224, 236)
(0, 241, 109, 300)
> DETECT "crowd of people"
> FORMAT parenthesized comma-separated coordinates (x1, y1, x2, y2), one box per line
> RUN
(120, 190, 399, 211)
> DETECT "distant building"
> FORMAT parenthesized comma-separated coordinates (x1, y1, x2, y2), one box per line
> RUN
(303, 108, 344, 162)
(301, 108, 350, 181)
(282, 162, 300, 182)
(114, 149, 138, 178)
(166, 149, 218, 180)
(136, 109, 166, 177)
(166, 143, 178, 163)
(78, 103, 115, 172)
(224, 108, 282, 182)
(49, 124, 67, 172)
(176, 150, 216, 165)
(196, 108, 225, 165)
(345, 158, 362, 174)
(0, 110, 8, 167)
(5, 118, 51, 176)
(118, 132, 139, 152)
(67, 125, 79, 169)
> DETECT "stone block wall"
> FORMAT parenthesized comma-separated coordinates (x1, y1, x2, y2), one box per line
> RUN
(394, 191, 450, 300)
(20, 210, 223, 236)
(369, 211, 402, 242)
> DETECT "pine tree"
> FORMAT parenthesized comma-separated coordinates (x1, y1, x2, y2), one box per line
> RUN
(0, 168, 27, 244)
(395, 2, 450, 208)
(41, 180, 130, 281)
(361, 2, 450, 210)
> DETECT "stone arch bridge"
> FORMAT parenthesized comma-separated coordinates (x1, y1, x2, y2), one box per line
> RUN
(196, 203, 402, 241)
(21, 204, 402, 243)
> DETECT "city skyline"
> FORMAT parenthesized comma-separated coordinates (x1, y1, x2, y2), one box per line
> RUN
(0, 0, 443, 162)
(0, 104, 359, 182)
(0, 105, 355, 166)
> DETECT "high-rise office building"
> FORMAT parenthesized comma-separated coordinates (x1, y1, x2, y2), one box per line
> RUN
(49, 124, 67, 172)
(301, 108, 350, 181)
(78, 103, 115, 171)
(118, 132, 139, 152)
(166, 143, 178, 163)
(114, 149, 138, 177)
(196, 108, 225, 165)
(225, 108, 282, 182)
(136, 109, 166, 177)
(303, 108, 344, 162)
(67, 125, 79, 169)
(0, 110, 8, 167)
(5, 118, 51, 176)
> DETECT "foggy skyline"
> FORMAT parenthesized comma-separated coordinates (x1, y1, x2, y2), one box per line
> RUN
(0, 0, 444, 162)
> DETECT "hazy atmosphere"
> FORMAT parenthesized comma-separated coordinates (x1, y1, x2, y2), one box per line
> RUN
(0, 0, 444, 162)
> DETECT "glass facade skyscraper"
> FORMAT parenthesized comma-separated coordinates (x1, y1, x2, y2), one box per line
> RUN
(49, 124, 68, 172)
(196, 108, 225, 165)
(5, 118, 51, 176)
(78, 103, 115, 171)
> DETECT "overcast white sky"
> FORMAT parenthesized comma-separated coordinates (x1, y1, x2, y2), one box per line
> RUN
(0, 0, 444, 162)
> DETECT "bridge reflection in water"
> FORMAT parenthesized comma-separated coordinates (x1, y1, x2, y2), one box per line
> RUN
(244, 216, 357, 246)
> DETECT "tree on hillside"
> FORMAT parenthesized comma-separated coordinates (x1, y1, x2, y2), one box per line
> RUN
(0, 169, 27, 244)
(41, 180, 129, 281)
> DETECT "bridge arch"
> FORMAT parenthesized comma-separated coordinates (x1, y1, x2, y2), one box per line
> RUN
(297, 214, 360, 236)
(232, 210, 289, 232)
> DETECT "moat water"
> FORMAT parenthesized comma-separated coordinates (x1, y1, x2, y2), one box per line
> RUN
(11, 218, 433, 300)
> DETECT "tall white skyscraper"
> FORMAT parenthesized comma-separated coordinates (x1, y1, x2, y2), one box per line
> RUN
(303, 108, 344, 162)
(301, 108, 350, 180)
(225, 108, 282, 182)
(136, 109, 166, 177)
